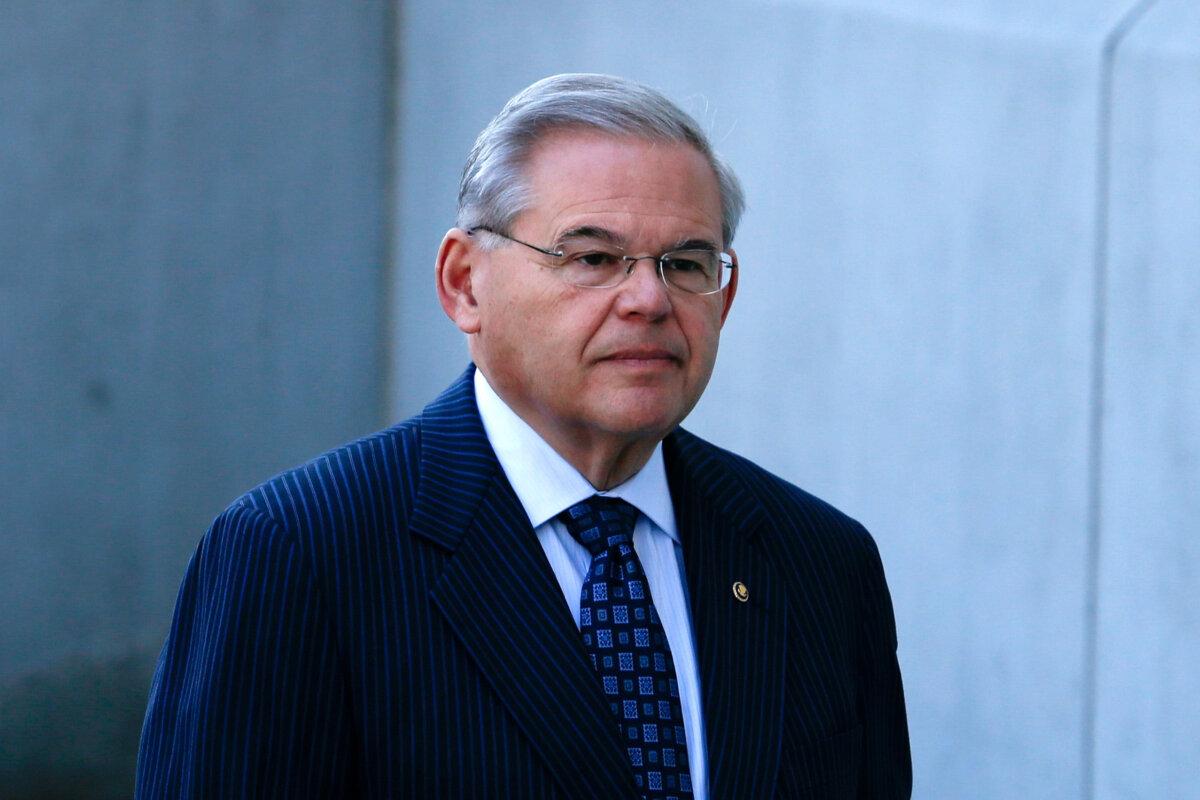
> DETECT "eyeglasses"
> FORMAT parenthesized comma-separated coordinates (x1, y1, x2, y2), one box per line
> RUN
(468, 226, 735, 295)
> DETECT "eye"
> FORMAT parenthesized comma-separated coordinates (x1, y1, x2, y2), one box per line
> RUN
(573, 251, 622, 268)
(664, 258, 701, 272)
(662, 254, 712, 275)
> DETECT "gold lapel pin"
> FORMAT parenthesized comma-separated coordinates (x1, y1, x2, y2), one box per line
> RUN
(732, 581, 749, 603)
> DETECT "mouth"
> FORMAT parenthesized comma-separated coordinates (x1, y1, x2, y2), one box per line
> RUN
(599, 348, 682, 366)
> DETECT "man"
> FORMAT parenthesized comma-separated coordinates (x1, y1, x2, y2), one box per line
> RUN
(138, 73, 911, 798)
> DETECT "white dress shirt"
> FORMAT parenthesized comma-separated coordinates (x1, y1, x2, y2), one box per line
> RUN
(474, 368, 708, 800)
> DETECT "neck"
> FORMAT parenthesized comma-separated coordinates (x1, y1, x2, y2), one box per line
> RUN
(479, 376, 662, 490)
(504, 399, 660, 490)
(474, 363, 670, 490)
(550, 432, 659, 491)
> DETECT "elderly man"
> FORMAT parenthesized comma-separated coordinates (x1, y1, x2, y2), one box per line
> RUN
(138, 74, 911, 799)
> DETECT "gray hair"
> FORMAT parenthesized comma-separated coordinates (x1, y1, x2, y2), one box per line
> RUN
(457, 73, 745, 247)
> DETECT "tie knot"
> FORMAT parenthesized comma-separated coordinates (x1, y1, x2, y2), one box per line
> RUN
(557, 496, 639, 557)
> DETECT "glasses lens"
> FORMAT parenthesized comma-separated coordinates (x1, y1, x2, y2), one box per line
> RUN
(557, 243, 627, 288)
(661, 251, 728, 294)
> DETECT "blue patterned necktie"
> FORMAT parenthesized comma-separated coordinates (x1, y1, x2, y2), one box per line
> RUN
(558, 496, 692, 799)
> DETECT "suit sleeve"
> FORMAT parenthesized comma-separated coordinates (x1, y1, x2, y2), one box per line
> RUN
(136, 504, 357, 798)
(853, 527, 913, 799)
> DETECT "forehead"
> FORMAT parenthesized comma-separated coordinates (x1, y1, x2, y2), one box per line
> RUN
(516, 130, 723, 244)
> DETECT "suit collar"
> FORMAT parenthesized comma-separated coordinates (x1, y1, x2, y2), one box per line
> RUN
(406, 366, 495, 551)
(663, 428, 768, 547)
(665, 429, 788, 798)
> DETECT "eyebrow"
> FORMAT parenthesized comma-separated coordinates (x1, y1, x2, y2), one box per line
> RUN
(554, 226, 626, 248)
(554, 227, 719, 253)
(669, 238, 719, 252)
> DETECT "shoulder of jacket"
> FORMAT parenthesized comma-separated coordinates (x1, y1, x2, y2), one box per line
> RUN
(226, 415, 426, 535)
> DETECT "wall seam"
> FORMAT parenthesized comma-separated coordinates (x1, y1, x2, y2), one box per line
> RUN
(379, 0, 402, 427)
(1083, 2, 1158, 798)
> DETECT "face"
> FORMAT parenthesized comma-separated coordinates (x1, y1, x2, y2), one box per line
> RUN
(457, 131, 736, 453)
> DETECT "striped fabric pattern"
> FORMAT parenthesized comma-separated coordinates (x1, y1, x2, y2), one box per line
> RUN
(137, 365, 910, 798)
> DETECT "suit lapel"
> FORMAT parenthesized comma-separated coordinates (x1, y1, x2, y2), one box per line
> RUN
(409, 368, 639, 799)
(666, 430, 788, 799)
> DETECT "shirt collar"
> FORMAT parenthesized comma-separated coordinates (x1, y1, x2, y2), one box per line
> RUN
(473, 368, 678, 541)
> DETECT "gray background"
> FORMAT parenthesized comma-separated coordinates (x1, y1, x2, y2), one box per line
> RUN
(2, 1, 1196, 797)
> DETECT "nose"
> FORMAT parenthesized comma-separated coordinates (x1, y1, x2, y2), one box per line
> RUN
(614, 256, 672, 319)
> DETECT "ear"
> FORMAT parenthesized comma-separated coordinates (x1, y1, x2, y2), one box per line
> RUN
(718, 247, 738, 325)
(436, 227, 482, 334)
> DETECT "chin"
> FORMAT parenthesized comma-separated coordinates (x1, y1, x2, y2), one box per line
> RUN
(597, 401, 688, 439)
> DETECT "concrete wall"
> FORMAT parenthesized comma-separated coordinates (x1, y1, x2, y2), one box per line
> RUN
(0, 3, 393, 797)
(390, 1, 1199, 797)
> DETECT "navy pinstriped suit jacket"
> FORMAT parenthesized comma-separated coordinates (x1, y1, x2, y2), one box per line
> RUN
(137, 366, 911, 798)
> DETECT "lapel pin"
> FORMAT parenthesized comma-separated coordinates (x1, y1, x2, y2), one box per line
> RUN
(732, 581, 749, 603)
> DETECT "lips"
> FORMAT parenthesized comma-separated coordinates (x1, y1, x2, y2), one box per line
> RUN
(600, 346, 681, 362)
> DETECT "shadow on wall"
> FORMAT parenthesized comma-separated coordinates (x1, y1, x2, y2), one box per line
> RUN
(0, 649, 156, 800)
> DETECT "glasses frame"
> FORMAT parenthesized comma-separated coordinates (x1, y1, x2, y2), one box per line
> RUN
(467, 226, 735, 296)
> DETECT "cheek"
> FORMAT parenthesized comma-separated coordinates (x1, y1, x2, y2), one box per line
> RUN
(681, 309, 724, 359)
(483, 299, 579, 376)
(477, 277, 546, 340)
